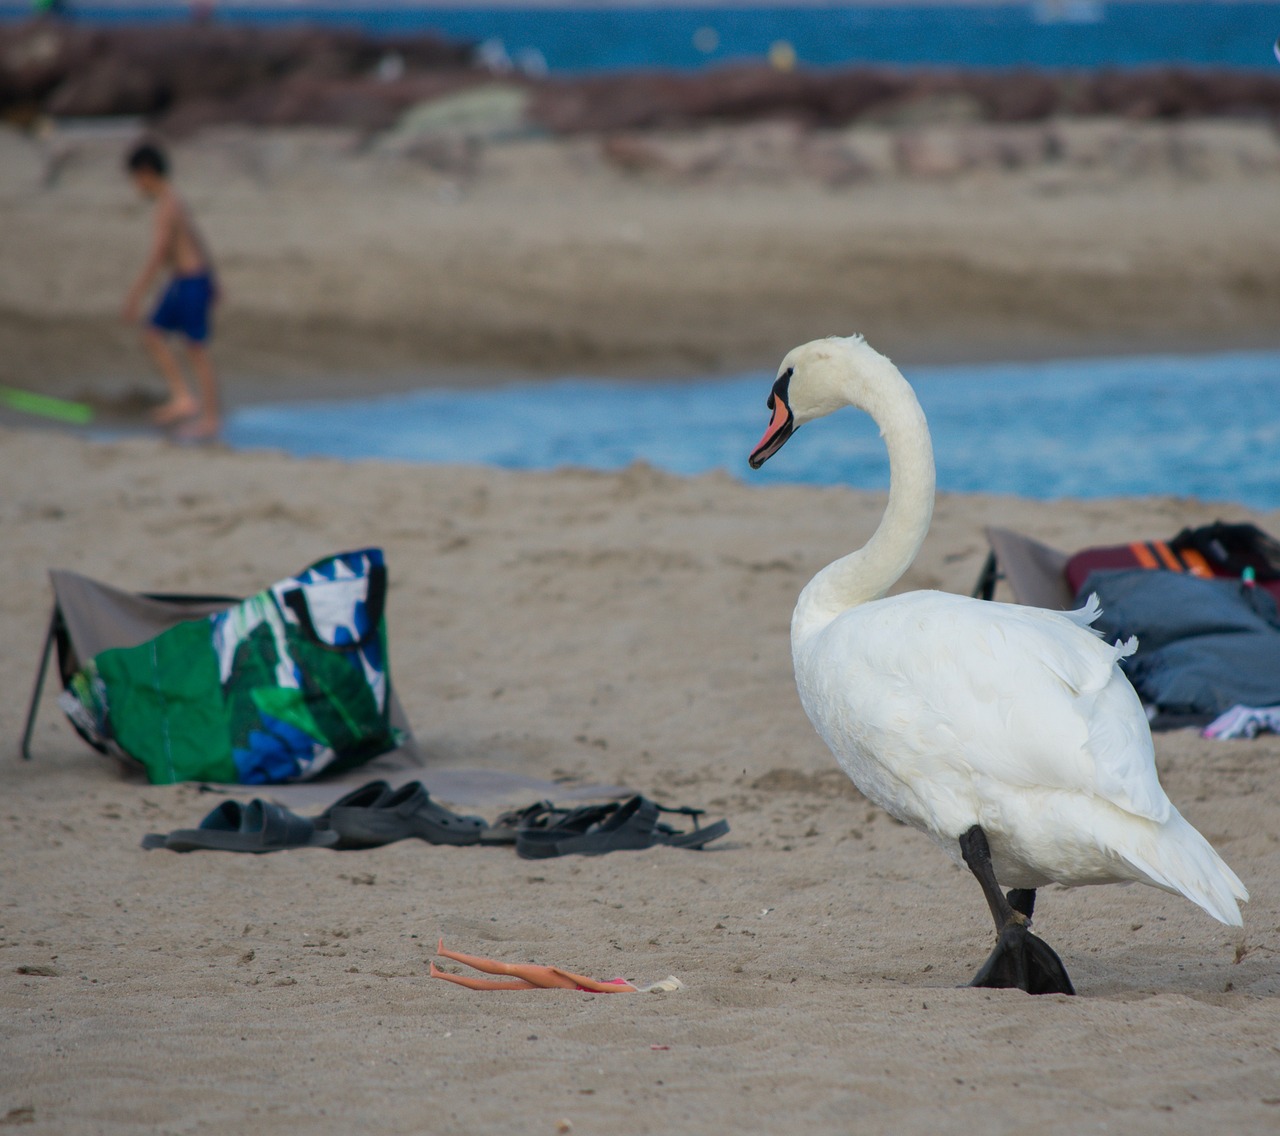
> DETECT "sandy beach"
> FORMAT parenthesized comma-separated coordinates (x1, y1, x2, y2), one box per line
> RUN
(3, 422, 1280, 1134)
(3, 83, 1280, 1133)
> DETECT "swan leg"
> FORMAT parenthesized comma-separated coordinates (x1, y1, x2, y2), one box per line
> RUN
(1007, 888, 1036, 920)
(958, 826, 1075, 996)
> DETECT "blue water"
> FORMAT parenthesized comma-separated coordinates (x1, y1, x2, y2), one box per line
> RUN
(224, 351, 1280, 508)
(6, 3, 1279, 72)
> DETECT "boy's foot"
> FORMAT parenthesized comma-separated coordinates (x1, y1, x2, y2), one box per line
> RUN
(174, 415, 221, 441)
(152, 397, 200, 425)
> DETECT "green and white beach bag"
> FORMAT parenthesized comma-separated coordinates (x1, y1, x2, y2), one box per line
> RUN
(59, 549, 402, 785)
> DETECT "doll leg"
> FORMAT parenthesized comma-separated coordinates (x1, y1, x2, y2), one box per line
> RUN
(429, 962, 538, 990)
(435, 939, 636, 992)
(545, 969, 636, 993)
(436, 938, 580, 988)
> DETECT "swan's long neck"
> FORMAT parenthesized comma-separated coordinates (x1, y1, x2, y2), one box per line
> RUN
(792, 357, 936, 647)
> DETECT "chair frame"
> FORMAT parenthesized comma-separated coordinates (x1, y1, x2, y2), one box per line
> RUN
(21, 591, 238, 762)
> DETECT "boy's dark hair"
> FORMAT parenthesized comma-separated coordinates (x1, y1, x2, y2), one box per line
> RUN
(125, 141, 168, 177)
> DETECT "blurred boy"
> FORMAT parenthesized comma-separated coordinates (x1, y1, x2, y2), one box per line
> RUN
(122, 141, 221, 439)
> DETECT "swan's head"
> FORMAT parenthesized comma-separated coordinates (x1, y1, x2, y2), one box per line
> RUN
(749, 335, 889, 468)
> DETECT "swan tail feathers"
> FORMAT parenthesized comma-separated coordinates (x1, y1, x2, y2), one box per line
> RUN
(1064, 593, 1138, 660)
(1118, 813, 1249, 927)
(1064, 592, 1104, 634)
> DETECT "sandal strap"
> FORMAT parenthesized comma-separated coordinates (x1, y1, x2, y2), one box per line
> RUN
(660, 818, 730, 849)
(253, 800, 324, 846)
(314, 780, 393, 827)
(515, 795, 727, 859)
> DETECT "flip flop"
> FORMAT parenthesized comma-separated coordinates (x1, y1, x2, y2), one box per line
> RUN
(141, 799, 339, 853)
(477, 799, 578, 846)
(325, 781, 489, 848)
(515, 795, 729, 859)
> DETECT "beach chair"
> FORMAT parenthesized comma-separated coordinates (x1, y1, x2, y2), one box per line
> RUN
(970, 526, 1073, 610)
(20, 568, 420, 775)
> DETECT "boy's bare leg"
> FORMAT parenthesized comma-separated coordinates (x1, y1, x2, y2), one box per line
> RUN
(142, 328, 200, 424)
(175, 342, 222, 439)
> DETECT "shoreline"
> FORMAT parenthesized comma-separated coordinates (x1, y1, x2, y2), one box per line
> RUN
(10, 345, 1280, 518)
(7, 326, 1280, 439)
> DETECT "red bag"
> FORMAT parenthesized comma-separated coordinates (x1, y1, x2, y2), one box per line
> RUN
(1066, 523, 1280, 604)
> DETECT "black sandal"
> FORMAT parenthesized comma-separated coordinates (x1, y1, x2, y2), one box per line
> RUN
(326, 781, 490, 848)
(477, 800, 574, 846)
(515, 795, 729, 859)
(142, 799, 339, 854)
(311, 780, 395, 849)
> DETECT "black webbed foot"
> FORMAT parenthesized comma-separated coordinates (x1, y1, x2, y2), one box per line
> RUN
(969, 921, 1075, 996)
(958, 826, 1075, 996)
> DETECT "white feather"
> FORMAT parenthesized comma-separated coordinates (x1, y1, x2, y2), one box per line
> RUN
(768, 336, 1247, 927)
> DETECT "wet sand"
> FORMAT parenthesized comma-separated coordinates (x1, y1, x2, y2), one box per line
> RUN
(1, 118, 1278, 420)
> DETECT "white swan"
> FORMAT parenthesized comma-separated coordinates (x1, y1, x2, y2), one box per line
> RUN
(749, 335, 1247, 994)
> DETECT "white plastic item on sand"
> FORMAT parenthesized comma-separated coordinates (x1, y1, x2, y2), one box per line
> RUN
(1203, 704, 1280, 740)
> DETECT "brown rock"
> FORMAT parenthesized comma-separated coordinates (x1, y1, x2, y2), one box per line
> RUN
(46, 53, 165, 117)
(1, 19, 475, 127)
(6, 21, 1280, 137)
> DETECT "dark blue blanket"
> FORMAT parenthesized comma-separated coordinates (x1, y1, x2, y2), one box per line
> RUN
(1077, 570, 1280, 720)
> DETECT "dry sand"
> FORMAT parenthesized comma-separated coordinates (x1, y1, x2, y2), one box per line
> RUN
(3, 425, 1280, 1135)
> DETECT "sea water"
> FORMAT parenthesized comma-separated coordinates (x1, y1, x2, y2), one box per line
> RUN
(224, 350, 1280, 508)
(7, 2, 1279, 73)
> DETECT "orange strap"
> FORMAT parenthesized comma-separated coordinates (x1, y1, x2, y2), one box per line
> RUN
(1129, 542, 1160, 569)
(1128, 541, 1217, 578)
(1177, 548, 1215, 578)
(1151, 541, 1183, 572)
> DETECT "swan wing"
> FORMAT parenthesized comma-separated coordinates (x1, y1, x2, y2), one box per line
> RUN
(801, 592, 1171, 824)
(982, 596, 1169, 822)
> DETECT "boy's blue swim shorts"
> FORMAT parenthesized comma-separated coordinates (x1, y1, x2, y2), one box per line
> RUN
(150, 273, 215, 343)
